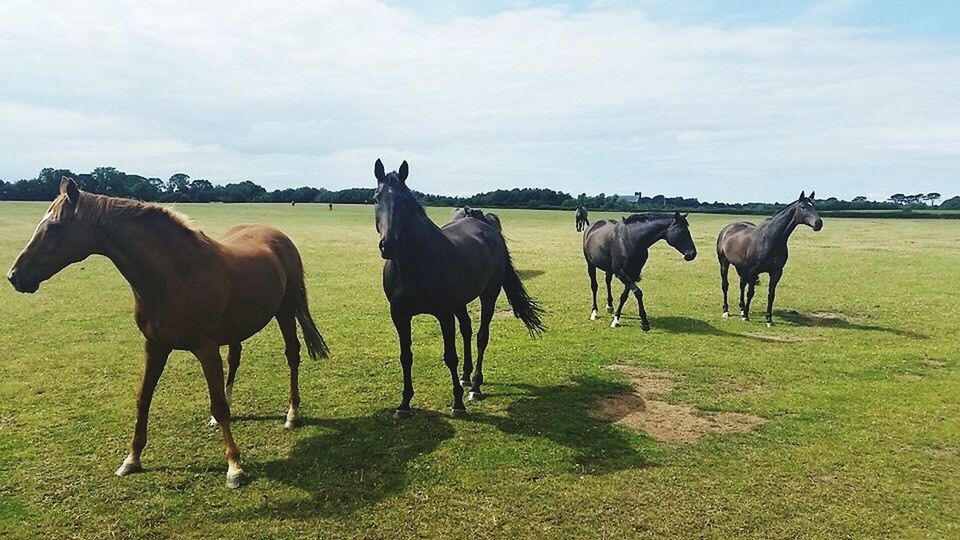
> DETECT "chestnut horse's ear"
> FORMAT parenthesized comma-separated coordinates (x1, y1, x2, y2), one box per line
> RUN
(374, 159, 386, 183)
(809, 191, 816, 201)
(60, 176, 79, 204)
(799, 190, 806, 200)
(398, 161, 409, 183)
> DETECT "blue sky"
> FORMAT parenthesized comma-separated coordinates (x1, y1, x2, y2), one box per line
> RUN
(0, 0, 957, 202)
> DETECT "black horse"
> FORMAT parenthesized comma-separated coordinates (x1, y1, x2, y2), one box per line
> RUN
(450, 206, 502, 231)
(717, 191, 823, 327)
(575, 206, 590, 232)
(582, 212, 696, 330)
(374, 160, 544, 417)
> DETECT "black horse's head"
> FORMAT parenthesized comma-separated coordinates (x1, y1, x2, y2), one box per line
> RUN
(665, 211, 697, 261)
(795, 191, 823, 231)
(373, 159, 420, 259)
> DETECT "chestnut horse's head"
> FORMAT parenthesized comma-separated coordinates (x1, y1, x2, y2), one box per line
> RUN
(7, 177, 99, 293)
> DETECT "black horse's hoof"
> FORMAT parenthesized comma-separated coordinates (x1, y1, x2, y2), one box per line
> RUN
(606, 305, 614, 313)
(393, 408, 413, 420)
(468, 391, 485, 401)
(460, 379, 472, 388)
(450, 407, 468, 418)
(640, 322, 651, 332)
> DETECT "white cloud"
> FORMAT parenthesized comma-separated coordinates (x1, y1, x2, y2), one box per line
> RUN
(0, 0, 957, 200)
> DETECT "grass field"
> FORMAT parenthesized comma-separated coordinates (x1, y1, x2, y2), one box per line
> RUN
(1, 201, 958, 538)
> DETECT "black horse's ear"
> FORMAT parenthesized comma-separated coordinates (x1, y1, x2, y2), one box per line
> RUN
(809, 191, 816, 201)
(799, 190, 806, 200)
(60, 176, 79, 204)
(398, 161, 409, 183)
(674, 210, 681, 220)
(375, 159, 385, 183)
(682, 212, 689, 218)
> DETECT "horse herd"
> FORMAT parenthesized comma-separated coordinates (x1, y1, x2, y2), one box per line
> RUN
(5, 160, 822, 489)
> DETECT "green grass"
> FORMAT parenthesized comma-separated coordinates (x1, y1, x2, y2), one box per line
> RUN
(1, 202, 958, 538)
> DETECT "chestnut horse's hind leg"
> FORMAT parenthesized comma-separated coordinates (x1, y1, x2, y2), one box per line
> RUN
(456, 306, 473, 388)
(208, 342, 242, 427)
(438, 313, 466, 416)
(276, 311, 303, 428)
(194, 343, 245, 489)
(116, 340, 171, 477)
(470, 289, 497, 401)
(391, 308, 415, 419)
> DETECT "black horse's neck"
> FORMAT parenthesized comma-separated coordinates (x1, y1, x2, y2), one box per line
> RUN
(621, 217, 673, 248)
(392, 209, 450, 283)
(756, 202, 801, 251)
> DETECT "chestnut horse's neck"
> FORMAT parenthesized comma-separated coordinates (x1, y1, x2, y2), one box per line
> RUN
(82, 196, 214, 306)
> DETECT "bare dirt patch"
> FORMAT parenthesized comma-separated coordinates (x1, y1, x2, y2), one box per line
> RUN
(896, 373, 924, 382)
(922, 359, 947, 369)
(592, 365, 766, 444)
(493, 309, 514, 320)
(929, 449, 955, 461)
(746, 332, 805, 343)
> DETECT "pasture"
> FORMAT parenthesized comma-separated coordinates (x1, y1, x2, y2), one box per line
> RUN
(0, 201, 958, 538)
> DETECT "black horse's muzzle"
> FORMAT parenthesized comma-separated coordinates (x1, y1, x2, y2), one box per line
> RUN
(379, 238, 398, 260)
(7, 268, 39, 293)
(812, 219, 823, 231)
(684, 250, 697, 261)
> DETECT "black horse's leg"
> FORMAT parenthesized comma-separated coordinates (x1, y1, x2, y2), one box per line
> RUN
(588, 264, 600, 320)
(456, 306, 473, 387)
(612, 283, 630, 328)
(765, 268, 782, 327)
(391, 308, 415, 418)
(738, 274, 748, 319)
(438, 313, 466, 416)
(720, 259, 731, 317)
(633, 285, 651, 332)
(604, 271, 614, 313)
(744, 278, 757, 321)
(471, 290, 497, 400)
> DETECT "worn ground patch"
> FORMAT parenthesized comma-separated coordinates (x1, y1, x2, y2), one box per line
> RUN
(592, 364, 767, 444)
(896, 373, 924, 382)
(746, 332, 807, 343)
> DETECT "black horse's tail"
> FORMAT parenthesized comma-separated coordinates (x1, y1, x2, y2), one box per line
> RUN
(501, 239, 546, 337)
(294, 276, 330, 360)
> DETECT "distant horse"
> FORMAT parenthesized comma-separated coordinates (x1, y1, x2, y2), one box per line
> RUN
(717, 191, 823, 326)
(575, 206, 590, 232)
(582, 212, 697, 330)
(450, 206, 502, 231)
(375, 160, 543, 416)
(6, 178, 328, 489)
(329, 203, 333, 211)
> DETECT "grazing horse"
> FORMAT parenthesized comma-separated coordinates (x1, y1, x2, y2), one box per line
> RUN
(450, 206, 502, 231)
(6, 178, 328, 489)
(583, 212, 697, 330)
(374, 160, 544, 416)
(575, 206, 590, 232)
(717, 191, 823, 327)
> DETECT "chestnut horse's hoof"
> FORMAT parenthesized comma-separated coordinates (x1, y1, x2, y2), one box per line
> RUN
(207, 416, 219, 428)
(393, 408, 413, 420)
(225, 468, 246, 489)
(450, 407, 468, 418)
(115, 456, 143, 477)
(468, 391, 485, 401)
(283, 417, 302, 429)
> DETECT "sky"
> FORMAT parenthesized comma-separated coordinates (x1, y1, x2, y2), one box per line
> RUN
(0, 1, 957, 202)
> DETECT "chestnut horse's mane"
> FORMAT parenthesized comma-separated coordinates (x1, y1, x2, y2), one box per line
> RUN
(51, 191, 199, 237)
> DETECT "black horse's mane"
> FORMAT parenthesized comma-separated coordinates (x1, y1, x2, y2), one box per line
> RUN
(621, 213, 675, 224)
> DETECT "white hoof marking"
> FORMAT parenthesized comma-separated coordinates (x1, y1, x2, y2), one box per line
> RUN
(590, 309, 598, 321)
(722, 311, 730, 318)
(207, 416, 218, 427)
(115, 455, 142, 476)
(766, 322, 773, 328)
(611, 317, 621, 328)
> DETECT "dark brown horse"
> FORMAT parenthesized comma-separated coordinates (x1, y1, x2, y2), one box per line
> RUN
(583, 212, 696, 330)
(717, 191, 823, 326)
(575, 206, 589, 232)
(375, 160, 543, 416)
(6, 178, 328, 489)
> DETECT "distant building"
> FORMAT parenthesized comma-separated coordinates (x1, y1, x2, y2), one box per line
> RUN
(619, 191, 642, 203)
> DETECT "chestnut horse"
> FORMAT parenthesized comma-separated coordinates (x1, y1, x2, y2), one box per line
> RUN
(6, 177, 328, 488)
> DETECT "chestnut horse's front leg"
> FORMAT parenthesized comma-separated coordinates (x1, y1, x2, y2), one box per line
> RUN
(116, 340, 171, 477)
(194, 343, 245, 489)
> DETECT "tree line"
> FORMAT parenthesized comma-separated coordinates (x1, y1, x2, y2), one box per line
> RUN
(1, 166, 957, 213)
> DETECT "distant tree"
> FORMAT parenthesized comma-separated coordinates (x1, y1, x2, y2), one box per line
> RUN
(925, 192, 941, 206)
(888, 193, 906, 205)
(852, 196, 867, 203)
(167, 173, 190, 194)
(939, 196, 960, 210)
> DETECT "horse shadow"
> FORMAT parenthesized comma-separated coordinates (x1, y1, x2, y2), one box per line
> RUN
(517, 269, 545, 280)
(774, 309, 926, 338)
(225, 376, 648, 521)
(646, 315, 768, 341)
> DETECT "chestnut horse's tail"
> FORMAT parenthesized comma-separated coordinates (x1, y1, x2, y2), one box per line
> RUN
(501, 237, 546, 337)
(294, 274, 329, 360)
